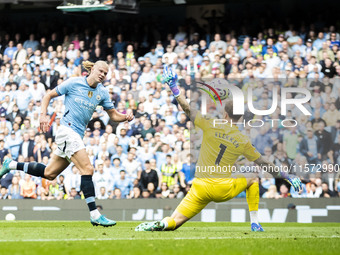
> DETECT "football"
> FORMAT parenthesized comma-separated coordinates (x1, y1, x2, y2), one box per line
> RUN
(5, 213, 16, 221)
(208, 78, 230, 101)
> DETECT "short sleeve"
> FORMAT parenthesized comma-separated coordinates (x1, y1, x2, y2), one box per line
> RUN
(243, 140, 261, 161)
(55, 78, 74, 96)
(100, 89, 114, 110)
(194, 112, 212, 132)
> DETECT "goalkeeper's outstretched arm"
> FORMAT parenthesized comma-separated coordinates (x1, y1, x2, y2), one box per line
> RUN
(174, 93, 197, 123)
(254, 156, 286, 179)
(163, 65, 197, 122)
(254, 155, 303, 192)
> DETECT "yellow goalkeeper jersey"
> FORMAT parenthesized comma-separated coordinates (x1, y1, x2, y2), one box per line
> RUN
(194, 112, 261, 182)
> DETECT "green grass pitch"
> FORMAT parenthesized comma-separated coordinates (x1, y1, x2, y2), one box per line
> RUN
(0, 222, 339, 255)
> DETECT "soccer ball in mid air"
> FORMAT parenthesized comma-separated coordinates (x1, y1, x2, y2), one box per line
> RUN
(207, 78, 230, 101)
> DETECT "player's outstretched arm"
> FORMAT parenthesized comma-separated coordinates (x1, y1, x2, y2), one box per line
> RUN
(254, 155, 303, 192)
(163, 65, 197, 122)
(106, 108, 134, 122)
(39, 89, 59, 133)
(174, 93, 197, 123)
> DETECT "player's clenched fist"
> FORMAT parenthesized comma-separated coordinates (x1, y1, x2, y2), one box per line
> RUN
(39, 114, 50, 133)
(125, 108, 134, 122)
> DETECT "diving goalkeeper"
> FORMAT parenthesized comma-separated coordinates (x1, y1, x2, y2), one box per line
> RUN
(135, 66, 302, 232)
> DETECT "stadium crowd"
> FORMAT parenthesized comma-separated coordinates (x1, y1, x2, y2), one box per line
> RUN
(0, 15, 340, 200)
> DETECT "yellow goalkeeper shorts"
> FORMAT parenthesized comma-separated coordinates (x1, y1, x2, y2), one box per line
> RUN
(176, 176, 247, 219)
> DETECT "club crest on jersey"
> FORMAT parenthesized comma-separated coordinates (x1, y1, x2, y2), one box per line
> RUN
(96, 95, 101, 101)
(88, 91, 93, 98)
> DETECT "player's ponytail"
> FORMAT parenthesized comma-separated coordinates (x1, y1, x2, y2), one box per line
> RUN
(83, 61, 95, 73)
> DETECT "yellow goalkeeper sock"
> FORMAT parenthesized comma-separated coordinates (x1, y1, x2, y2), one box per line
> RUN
(246, 182, 259, 212)
(161, 216, 176, 230)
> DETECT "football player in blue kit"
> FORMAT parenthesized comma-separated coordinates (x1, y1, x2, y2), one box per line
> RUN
(0, 60, 134, 227)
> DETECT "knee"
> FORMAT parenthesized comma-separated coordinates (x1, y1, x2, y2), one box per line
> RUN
(44, 165, 58, 180)
(81, 164, 94, 175)
(44, 171, 57, 181)
(250, 175, 259, 185)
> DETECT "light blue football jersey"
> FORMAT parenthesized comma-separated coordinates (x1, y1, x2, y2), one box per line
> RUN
(56, 76, 114, 138)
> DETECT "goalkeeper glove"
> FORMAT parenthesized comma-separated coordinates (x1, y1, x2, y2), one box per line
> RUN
(163, 65, 180, 97)
(285, 174, 303, 192)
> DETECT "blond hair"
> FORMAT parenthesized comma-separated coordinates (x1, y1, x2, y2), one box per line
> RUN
(82, 60, 108, 74)
(82, 60, 95, 73)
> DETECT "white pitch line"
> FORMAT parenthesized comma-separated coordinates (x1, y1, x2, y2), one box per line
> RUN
(0, 236, 339, 242)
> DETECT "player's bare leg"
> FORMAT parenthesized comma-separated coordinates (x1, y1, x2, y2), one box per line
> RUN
(0, 153, 68, 180)
(71, 149, 116, 227)
(44, 154, 70, 179)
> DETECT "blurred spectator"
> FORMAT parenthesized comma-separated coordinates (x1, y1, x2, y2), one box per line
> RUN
(113, 34, 126, 57)
(48, 178, 61, 200)
(57, 174, 66, 199)
(0, 113, 12, 133)
(111, 146, 127, 165)
(160, 154, 178, 189)
(130, 185, 142, 199)
(160, 182, 170, 198)
(147, 182, 156, 198)
(122, 152, 141, 179)
(262, 185, 280, 199)
(283, 125, 300, 162)
(113, 170, 132, 198)
(279, 184, 291, 198)
(0, 140, 10, 164)
(322, 103, 340, 126)
(67, 187, 81, 200)
(173, 184, 184, 199)
(299, 128, 321, 164)
(139, 160, 158, 190)
(314, 121, 333, 160)
(320, 182, 338, 198)
(12, 43, 27, 67)
(142, 189, 150, 198)
(253, 127, 273, 154)
(111, 187, 122, 199)
(64, 165, 81, 194)
(41, 68, 58, 91)
(23, 34, 39, 51)
(97, 187, 109, 200)
(93, 161, 113, 197)
(0, 187, 9, 199)
(20, 174, 37, 199)
(179, 154, 195, 187)
(141, 119, 156, 138)
(18, 133, 35, 162)
(15, 83, 33, 112)
(4, 41, 17, 60)
(7, 175, 22, 199)
(209, 33, 227, 53)
(307, 182, 321, 198)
